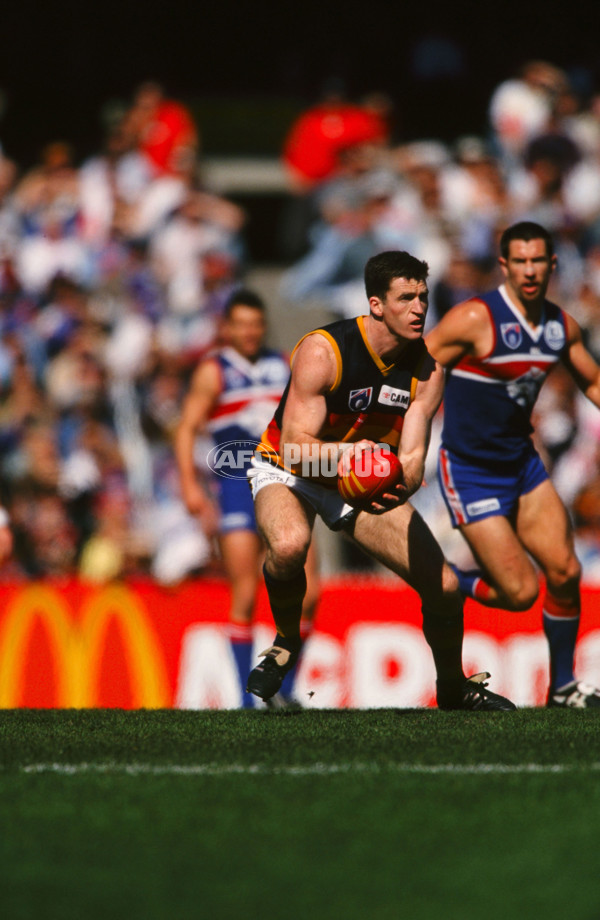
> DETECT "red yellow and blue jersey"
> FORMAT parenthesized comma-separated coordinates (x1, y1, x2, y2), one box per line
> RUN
(441, 285, 568, 464)
(207, 346, 290, 447)
(259, 315, 427, 485)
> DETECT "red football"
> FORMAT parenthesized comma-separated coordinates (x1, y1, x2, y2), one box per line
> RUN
(338, 446, 404, 509)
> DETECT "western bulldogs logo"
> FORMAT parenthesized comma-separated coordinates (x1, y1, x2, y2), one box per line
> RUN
(501, 323, 522, 349)
(224, 367, 248, 389)
(544, 320, 565, 350)
(348, 387, 373, 411)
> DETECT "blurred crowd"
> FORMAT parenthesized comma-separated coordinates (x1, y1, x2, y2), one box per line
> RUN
(0, 81, 246, 584)
(2, 64, 600, 583)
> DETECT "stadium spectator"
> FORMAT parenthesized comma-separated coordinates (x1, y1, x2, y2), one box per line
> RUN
(79, 120, 152, 247)
(0, 153, 19, 256)
(282, 82, 390, 190)
(280, 82, 391, 259)
(488, 61, 568, 168)
(247, 250, 515, 711)
(150, 189, 244, 318)
(125, 81, 199, 178)
(13, 141, 80, 242)
(426, 220, 600, 708)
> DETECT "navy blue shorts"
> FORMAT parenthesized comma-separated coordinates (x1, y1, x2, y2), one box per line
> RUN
(216, 475, 257, 534)
(438, 446, 549, 527)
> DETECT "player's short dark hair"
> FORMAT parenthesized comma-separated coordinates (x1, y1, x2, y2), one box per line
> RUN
(364, 251, 429, 300)
(224, 288, 266, 318)
(500, 221, 555, 259)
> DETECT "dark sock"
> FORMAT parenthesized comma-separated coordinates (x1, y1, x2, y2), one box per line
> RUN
(421, 605, 465, 702)
(543, 592, 579, 690)
(543, 612, 578, 690)
(263, 564, 306, 642)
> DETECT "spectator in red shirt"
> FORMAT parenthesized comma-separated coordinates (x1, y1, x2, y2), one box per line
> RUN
(126, 81, 199, 177)
(282, 84, 391, 190)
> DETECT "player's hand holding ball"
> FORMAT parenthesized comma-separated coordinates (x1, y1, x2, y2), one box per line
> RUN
(337, 441, 406, 513)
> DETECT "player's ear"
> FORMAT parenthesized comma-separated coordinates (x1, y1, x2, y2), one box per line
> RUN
(550, 254, 558, 272)
(498, 256, 508, 276)
(369, 296, 384, 317)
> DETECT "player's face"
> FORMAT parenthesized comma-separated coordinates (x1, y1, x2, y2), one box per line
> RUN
(499, 238, 557, 306)
(371, 276, 429, 340)
(224, 305, 267, 359)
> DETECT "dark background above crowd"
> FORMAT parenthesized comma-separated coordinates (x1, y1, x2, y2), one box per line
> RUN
(1, 0, 599, 164)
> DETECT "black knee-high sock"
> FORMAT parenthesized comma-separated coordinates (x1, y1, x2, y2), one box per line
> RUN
(421, 605, 465, 688)
(263, 565, 306, 654)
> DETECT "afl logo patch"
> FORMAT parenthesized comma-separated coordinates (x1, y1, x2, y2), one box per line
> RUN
(544, 320, 565, 350)
(501, 323, 522, 349)
(348, 387, 373, 411)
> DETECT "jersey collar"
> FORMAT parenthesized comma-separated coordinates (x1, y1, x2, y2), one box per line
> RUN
(498, 284, 546, 343)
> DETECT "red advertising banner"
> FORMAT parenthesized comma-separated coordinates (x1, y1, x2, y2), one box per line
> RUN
(0, 577, 599, 708)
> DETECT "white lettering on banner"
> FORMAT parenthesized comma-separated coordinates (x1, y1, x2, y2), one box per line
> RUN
(174, 624, 600, 709)
(175, 626, 240, 709)
(503, 635, 549, 707)
(462, 632, 503, 690)
(347, 624, 435, 708)
(575, 632, 600, 685)
(294, 633, 345, 709)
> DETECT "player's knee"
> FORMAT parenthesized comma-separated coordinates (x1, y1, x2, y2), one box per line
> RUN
(442, 562, 461, 600)
(547, 556, 581, 597)
(420, 562, 462, 614)
(266, 529, 310, 576)
(506, 577, 539, 611)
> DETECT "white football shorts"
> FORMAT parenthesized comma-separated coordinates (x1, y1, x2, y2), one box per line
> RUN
(247, 452, 357, 531)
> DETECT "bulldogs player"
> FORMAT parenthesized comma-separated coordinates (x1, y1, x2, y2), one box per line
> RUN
(427, 221, 600, 708)
(175, 289, 318, 706)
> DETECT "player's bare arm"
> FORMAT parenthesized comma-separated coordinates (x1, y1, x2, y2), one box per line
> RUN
(362, 352, 443, 516)
(561, 312, 600, 408)
(425, 299, 493, 368)
(279, 334, 335, 462)
(174, 358, 221, 516)
(279, 334, 374, 470)
(397, 352, 444, 497)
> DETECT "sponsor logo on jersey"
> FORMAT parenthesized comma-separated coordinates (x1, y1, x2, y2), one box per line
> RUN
(348, 387, 373, 411)
(466, 497, 501, 516)
(378, 385, 410, 408)
(544, 320, 565, 350)
(501, 323, 522, 349)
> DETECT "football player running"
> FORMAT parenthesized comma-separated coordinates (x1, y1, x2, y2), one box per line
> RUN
(426, 221, 600, 708)
(175, 289, 319, 707)
(246, 250, 516, 711)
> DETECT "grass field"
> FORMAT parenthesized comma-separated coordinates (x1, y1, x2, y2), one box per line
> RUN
(1, 708, 599, 920)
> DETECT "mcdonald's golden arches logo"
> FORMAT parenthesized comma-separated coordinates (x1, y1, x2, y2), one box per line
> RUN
(0, 584, 170, 708)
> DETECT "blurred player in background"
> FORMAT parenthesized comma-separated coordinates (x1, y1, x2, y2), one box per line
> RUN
(0, 506, 12, 564)
(175, 289, 318, 707)
(246, 250, 516, 711)
(427, 220, 600, 708)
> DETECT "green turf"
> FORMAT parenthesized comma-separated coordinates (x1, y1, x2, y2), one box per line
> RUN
(1, 709, 599, 920)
